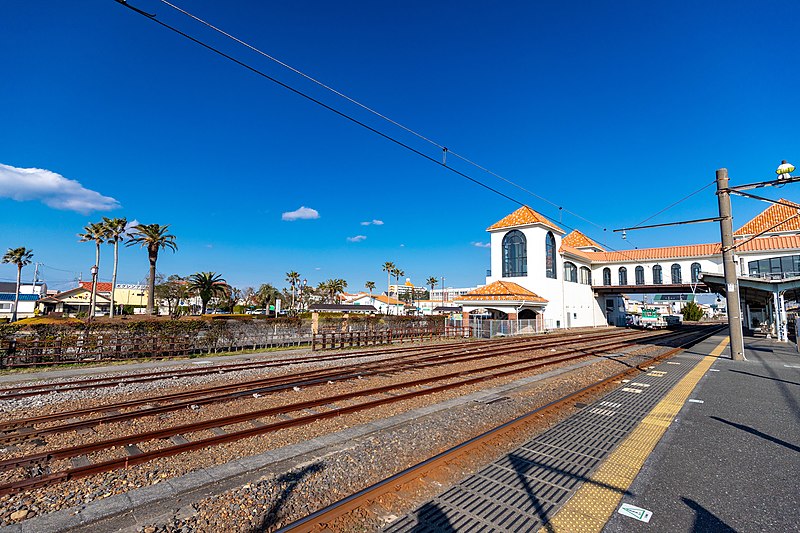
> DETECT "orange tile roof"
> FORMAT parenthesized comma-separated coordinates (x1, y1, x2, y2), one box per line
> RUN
(733, 199, 800, 236)
(371, 294, 405, 305)
(455, 281, 548, 303)
(561, 230, 605, 251)
(487, 206, 564, 233)
(581, 235, 800, 263)
(559, 244, 595, 261)
(79, 281, 114, 293)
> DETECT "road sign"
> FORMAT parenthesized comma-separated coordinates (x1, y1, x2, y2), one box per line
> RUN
(618, 503, 652, 523)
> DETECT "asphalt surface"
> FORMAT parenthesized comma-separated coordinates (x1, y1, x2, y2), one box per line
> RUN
(604, 336, 800, 533)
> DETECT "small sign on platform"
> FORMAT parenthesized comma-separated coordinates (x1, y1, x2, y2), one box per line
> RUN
(618, 503, 653, 523)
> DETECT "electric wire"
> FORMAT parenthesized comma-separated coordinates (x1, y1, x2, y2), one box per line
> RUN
(156, 0, 609, 233)
(631, 180, 716, 229)
(115, 0, 646, 261)
(727, 191, 799, 210)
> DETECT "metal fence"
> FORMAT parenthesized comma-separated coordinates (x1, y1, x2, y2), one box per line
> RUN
(312, 326, 471, 351)
(468, 318, 557, 339)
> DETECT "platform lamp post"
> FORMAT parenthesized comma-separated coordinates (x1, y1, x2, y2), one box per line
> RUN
(89, 264, 98, 322)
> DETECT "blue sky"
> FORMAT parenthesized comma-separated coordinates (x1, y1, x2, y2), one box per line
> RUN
(1, 1, 798, 293)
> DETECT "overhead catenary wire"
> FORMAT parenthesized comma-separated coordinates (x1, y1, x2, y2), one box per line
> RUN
(115, 0, 645, 262)
(630, 180, 717, 229)
(155, 0, 609, 233)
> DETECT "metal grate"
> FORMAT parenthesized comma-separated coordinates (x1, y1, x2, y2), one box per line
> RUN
(386, 354, 698, 532)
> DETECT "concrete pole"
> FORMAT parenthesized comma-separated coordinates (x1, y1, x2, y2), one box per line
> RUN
(716, 169, 745, 360)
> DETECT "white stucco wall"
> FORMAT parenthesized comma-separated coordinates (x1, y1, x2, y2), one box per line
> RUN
(486, 225, 605, 328)
(591, 257, 722, 287)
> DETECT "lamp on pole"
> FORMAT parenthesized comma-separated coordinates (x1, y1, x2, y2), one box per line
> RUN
(89, 264, 98, 321)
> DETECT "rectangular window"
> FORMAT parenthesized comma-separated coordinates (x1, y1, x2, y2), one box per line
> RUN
(0, 303, 11, 311)
(781, 256, 793, 274)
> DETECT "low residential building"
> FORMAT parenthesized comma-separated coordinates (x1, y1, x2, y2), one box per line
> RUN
(39, 286, 111, 317)
(78, 282, 148, 309)
(0, 282, 47, 321)
(350, 293, 407, 315)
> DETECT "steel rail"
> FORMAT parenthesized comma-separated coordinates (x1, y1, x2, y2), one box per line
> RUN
(0, 329, 601, 399)
(0, 330, 654, 443)
(0, 336, 497, 398)
(0, 327, 713, 494)
(275, 325, 725, 532)
(0, 330, 647, 433)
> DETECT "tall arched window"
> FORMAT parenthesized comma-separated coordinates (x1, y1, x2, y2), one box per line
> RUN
(618, 267, 628, 285)
(502, 230, 527, 277)
(603, 267, 611, 285)
(564, 261, 577, 282)
(635, 266, 645, 285)
(545, 232, 556, 279)
(691, 262, 701, 283)
(579, 266, 592, 285)
(653, 265, 663, 284)
(671, 263, 682, 284)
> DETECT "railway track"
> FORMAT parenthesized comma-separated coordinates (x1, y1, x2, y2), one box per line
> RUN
(0, 328, 659, 437)
(0, 329, 612, 399)
(276, 324, 725, 532)
(0, 326, 713, 497)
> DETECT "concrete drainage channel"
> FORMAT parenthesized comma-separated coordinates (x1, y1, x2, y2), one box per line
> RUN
(0, 357, 604, 533)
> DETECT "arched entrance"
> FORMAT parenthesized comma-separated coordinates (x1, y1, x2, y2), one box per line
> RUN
(518, 309, 538, 320)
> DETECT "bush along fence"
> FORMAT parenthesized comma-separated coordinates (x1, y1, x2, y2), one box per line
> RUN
(0, 314, 450, 368)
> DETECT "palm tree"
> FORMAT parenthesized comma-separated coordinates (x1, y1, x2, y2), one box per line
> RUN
(126, 224, 177, 314)
(426, 276, 438, 298)
(392, 268, 405, 293)
(285, 271, 300, 313)
(188, 272, 227, 314)
(256, 283, 281, 313)
(382, 261, 395, 314)
(2, 247, 33, 322)
(331, 278, 348, 302)
(316, 280, 331, 303)
(78, 221, 109, 318)
(102, 217, 128, 318)
(365, 281, 375, 299)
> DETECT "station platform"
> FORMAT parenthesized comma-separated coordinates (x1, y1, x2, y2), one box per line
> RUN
(388, 333, 800, 532)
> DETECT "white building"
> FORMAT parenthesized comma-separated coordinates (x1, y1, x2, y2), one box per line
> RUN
(0, 282, 47, 321)
(430, 286, 482, 303)
(456, 200, 800, 331)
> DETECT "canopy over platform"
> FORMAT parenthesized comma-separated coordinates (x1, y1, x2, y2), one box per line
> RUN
(700, 272, 800, 341)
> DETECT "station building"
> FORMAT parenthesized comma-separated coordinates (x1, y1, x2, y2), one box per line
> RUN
(456, 200, 800, 334)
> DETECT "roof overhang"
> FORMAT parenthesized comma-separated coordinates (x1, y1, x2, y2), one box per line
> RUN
(593, 283, 712, 295)
(699, 272, 800, 304)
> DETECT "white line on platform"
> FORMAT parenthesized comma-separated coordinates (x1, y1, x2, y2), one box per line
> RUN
(688, 399, 704, 403)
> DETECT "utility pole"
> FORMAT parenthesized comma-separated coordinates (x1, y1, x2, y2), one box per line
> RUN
(715, 168, 745, 360)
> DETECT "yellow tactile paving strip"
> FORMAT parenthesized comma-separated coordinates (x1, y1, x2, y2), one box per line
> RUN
(540, 337, 729, 533)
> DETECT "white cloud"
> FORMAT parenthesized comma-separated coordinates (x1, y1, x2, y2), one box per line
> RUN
(360, 219, 384, 226)
(347, 235, 367, 242)
(399, 244, 405, 247)
(472, 241, 491, 248)
(281, 206, 319, 221)
(0, 163, 120, 214)
(123, 219, 140, 237)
